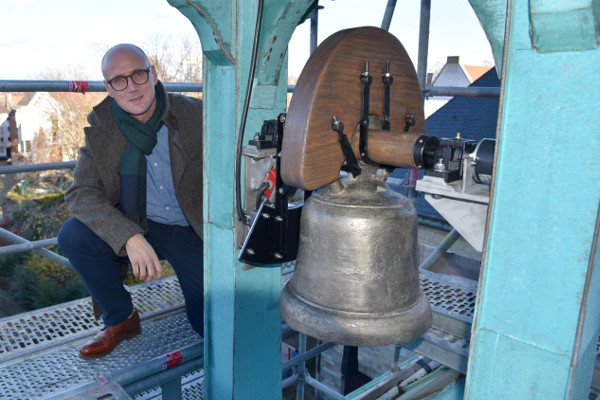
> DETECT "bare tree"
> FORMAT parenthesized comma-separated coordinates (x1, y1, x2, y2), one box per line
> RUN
(40, 92, 104, 163)
(143, 34, 203, 83)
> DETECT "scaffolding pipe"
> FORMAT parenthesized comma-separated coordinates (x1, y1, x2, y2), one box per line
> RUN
(123, 357, 204, 397)
(45, 342, 204, 399)
(0, 79, 299, 94)
(410, 0, 431, 206)
(416, 0, 431, 92)
(1, 80, 497, 98)
(0, 238, 59, 255)
(0, 161, 77, 174)
(391, 344, 402, 372)
(282, 341, 336, 375)
(0, 226, 72, 268)
(419, 228, 461, 270)
(381, 0, 397, 31)
(310, 5, 319, 54)
(304, 372, 348, 400)
(427, 85, 500, 98)
(0, 80, 203, 93)
(114, 342, 204, 388)
(282, 372, 300, 390)
(296, 333, 307, 400)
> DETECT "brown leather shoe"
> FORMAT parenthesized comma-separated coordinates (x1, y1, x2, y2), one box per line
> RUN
(80, 310, 141, 358)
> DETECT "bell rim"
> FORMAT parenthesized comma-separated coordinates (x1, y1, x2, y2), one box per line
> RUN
(279, 282, 432, 347)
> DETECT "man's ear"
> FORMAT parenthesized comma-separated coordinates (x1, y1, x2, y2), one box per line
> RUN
(104, 81, 115, 98)
(151, 65, 159, 85)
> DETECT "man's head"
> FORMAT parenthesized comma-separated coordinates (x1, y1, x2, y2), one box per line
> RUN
(102, 44, 159, 123)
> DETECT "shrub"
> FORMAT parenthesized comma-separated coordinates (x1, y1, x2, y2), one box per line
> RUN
(11, 255, 88, 310)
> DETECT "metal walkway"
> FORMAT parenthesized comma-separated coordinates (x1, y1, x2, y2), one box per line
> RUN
(0, 259, 597, 399)
(0, 276, 203, 400)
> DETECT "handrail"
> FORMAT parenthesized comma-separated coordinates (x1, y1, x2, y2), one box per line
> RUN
(0, 161, 76, 174)
(0, 80, 297, 93)
(1, 80, 499, 97)
(0, 226, 72, 268)
(0, 80, 203, 93)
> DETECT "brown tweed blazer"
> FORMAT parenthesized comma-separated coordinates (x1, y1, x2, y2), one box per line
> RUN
(65, 81, 203, 256)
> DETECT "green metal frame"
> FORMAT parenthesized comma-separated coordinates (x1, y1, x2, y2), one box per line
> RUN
(466, 0, 600, 398)
(168, 1, 314, 398)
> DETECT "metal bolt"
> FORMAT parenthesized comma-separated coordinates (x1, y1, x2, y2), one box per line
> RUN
(262, 212, 270, 219)
(247, 248, 255, 255)
(274, 253, 283, 260)
(275, 216, 283, 222)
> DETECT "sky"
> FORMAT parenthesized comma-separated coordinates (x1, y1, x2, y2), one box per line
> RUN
(0, 0, 494, 81)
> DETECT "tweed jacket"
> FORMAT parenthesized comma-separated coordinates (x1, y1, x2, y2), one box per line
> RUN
(65, 81, 203, 256)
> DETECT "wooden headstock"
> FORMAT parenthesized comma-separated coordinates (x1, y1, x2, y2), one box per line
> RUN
(281, 26, 426, 191)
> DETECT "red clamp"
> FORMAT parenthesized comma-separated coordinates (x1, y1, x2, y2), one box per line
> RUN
(69, 81, 88, 94)
(159, 350, 184, 370)
(264, 168, 277, 202)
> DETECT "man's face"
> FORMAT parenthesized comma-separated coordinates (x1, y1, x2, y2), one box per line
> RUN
(103, 50, 158, 123)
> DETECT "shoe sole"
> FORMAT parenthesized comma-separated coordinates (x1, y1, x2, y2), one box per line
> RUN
(79, 328, 142, 359)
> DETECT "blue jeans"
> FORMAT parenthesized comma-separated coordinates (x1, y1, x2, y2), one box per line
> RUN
(58, 218, 204, 335)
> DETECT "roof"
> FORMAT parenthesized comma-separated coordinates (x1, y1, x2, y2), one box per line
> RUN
(462, 65, 493, 82)
(0, 93, 37, 114)
(426, 68, 500, 143)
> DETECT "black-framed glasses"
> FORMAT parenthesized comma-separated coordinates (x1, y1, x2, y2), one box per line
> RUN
(106, 67, 151, 91)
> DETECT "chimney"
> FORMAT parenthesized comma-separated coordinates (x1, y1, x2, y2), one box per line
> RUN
(1, 94, 13, 109)
(447, 56, 460, 64)
(8, 110, 19, 160)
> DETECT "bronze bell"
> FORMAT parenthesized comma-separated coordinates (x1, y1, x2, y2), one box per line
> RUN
(279, 172, 432, 346)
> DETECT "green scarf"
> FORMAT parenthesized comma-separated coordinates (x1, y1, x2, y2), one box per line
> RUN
(112, 84, 166, 232)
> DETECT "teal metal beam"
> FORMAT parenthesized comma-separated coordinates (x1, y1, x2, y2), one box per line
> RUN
(466, 0, 600, 398)
(167, 0, 314, 398)
(468, 0, 508, 76)
(530, 0, 600, 52)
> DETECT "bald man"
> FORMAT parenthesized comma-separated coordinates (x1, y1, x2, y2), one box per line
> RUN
(58, 44, 204, 358)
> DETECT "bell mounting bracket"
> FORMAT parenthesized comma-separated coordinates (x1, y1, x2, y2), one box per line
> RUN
(240, 114, 302, 266)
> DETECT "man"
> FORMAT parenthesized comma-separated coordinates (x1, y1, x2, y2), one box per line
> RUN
(58, 44, 204, 358)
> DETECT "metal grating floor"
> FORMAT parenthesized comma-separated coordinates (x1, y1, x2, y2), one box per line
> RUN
(421, 270, 477, 325)
(0, 277, 203, 400)
(0, 263, 597, 399)
(0, 277, 185, 364)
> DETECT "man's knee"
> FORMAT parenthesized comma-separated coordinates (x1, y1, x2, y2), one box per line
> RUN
(58, 218, 108, 259)
(58, 218, 84, 255)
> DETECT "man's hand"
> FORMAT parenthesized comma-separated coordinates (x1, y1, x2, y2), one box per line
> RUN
(124, 233, 163, 282)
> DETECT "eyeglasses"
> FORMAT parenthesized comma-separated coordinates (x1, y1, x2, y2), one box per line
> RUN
(106, 68, 151, 91)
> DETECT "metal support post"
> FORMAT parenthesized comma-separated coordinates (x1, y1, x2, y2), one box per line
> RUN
(408, 0, 431, 205)
(419, 229, 461, 270)
(296, 333, 307, 400)
(160, 379, 183, 399)
(380, 0, 397, 31)
(310, 5, 319, 54)
(416, 0, 431, 92)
